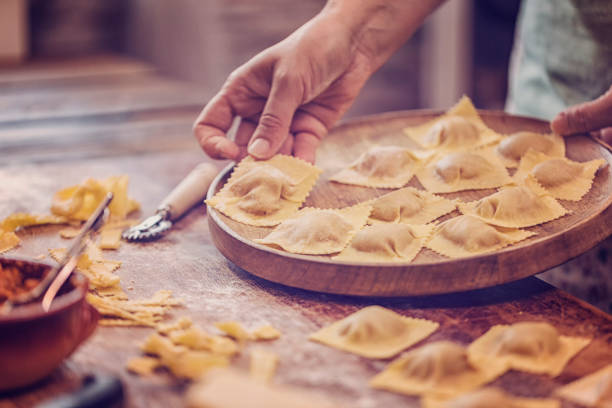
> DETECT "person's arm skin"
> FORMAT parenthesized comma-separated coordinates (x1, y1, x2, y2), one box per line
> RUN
(551, 85, 612, 145)
(193, 0, 445, 163)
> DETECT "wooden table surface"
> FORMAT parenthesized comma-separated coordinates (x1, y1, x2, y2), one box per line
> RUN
(0, 55, 611, 408)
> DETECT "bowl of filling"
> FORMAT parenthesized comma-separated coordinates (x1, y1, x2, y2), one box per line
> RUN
(0, 255, 98, 391)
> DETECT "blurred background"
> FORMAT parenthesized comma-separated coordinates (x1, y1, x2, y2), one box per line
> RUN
(2, 0, 520, 116)
(2, 1, 611, 312)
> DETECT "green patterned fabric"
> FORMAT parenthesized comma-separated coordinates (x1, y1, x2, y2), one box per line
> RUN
(506, 0, 612, 120)
(507, 0, 612, 313)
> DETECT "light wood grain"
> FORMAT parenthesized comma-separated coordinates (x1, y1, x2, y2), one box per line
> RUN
(1, 151, 611, 408)
(2, 55, 611, 408)
(208, 110, 612, 296)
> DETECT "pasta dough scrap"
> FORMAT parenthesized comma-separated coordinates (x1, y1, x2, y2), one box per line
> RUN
(50, 246, 122, 289)
(126, 356, 161, 376)
(554, 364, 612, 408)
(0, 213, 67, 232)
(141, 333, 230, 379)
(370, 341, 506, 397)
(467, 322, 591, 377)
(309, 305, 439, 359)
(514, 150, 606, 201)
(98, 228, 122, 250)
(495, 131, 565, 168)
(186, 370, 341, 408)
(167, 350, 230, 380)
(333, 223, 434, 263)
(157, 316, 194, 335)
(51, 176, 139, 221)
(458, 178, 568, 228)
(367, 187, 456, 225)
(416, 150, 512, 193)
(427, 215, 535, 258)
(422, 387, 560, 408)
(88, 289, 182, 327)
(404, 96, 501, 152)
(206, 155, 321, 226)
(250, 348, 279, 384)
(215, 321, 252, 343)
(252, 325, 282, 341)
(59, 227, 81, 239)
(329, 145, 424, 188)
(0, 213, 68, 253)
(255, 206, 371, 255)
(0, 231, 20, 254)
(170, 327, 240, 357)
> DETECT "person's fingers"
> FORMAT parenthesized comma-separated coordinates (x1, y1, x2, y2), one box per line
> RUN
(551, 85, 612, 135)
(193, 93, 240, 160)
(289, 108, 332, 163)
(293, 132, 321, 164)
(600, 127, 612, 145)
(248, 72, 302, 159)
(234, 118, 257, 159)
(278, 134, 294, 156)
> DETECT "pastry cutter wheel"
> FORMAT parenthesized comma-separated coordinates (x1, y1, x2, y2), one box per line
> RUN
(122, 162, 219, 241)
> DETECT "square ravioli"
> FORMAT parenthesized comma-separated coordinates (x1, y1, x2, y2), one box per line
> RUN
(370, 341, 507, 397)
(422, 388, 560, 408)
(403, 96, 501, 152)
(554, 364, 612, 408)
(514, 150, 606, 201)
(458, 177, 568, 228)
(332, 223, 434, 263)
(329, 145, 425, 188)
(254, 205, 371, 255)
(309, 306, 439, 359)
(467, 321, 591, 377)
(206, 155, 321, 226)
(426, 215, 535, 258)
(495, 131, 565, 168)
(367, 187, 456, 225)
(416, 150, 512, 193)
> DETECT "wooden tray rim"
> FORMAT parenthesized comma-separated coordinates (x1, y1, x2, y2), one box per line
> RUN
(207, 109, 612, 296)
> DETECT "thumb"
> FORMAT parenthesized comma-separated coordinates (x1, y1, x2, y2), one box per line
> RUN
(248, 72, 302, 159)
(551, 86, 612, 135)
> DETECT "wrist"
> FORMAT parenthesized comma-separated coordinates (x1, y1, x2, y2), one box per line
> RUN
(321, 0, 445, 71)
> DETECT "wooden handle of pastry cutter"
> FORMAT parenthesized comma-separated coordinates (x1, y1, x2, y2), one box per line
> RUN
(159, 162, 219, 221)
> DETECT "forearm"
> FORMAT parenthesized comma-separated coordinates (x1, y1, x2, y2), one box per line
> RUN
(321, 0, 446, 71)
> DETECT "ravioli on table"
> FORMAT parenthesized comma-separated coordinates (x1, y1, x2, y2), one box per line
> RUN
(370, 341, 506, 397)
(206, 155, 321, 226)
(554, 364, 612, 408)
(422, 387, 560, 408)
(467, 321, 591, 377)
(309, 306, 439, 359)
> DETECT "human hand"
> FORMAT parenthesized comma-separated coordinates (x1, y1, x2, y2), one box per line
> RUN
(551, 85, 612, 145)
(193, 0, 443, 163)
(193, 14, 373, 164)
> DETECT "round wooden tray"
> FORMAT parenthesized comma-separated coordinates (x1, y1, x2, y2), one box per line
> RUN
(207, 110, 612, 297)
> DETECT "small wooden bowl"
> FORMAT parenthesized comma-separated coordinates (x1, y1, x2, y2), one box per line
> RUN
(208, 110, 612, 297)
(0, 256, 98, 391)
